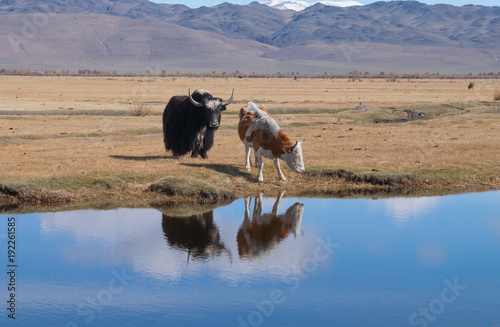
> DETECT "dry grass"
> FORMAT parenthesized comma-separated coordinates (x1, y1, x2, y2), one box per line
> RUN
(1, 76, 499, 207)
(130, 100, 153, 116)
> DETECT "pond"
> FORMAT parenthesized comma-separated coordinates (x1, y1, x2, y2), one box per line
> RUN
(1, 191, 499, 327)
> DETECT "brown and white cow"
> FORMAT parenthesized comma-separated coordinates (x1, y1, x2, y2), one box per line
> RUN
(238, 101, 305, 182)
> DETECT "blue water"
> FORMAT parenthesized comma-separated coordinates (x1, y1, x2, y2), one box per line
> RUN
(1, 191, 499, 327)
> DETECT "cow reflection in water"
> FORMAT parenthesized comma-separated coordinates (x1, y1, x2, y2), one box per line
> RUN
(162, 211, 231, 262)
(237, 192, 304, 259)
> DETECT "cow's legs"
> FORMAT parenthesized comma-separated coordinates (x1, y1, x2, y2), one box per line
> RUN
(256, 151, 264, 182)
(244, 145, 251, 171)
(273, 158, 288, 182)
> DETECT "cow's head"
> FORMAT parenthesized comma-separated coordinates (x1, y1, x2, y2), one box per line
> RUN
(189, 89, 234, 128)
(282, 140, 305, 174)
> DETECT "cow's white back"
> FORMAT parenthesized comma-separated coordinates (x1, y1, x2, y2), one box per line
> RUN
(244, 102, 280, 139)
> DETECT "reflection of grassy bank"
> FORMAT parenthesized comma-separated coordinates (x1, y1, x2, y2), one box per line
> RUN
(1, 76, 500, 212)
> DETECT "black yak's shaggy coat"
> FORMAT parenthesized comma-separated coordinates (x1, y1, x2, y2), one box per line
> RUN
(162, 90, 232, 158)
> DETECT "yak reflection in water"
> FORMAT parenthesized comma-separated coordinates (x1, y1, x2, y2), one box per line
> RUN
(162, 211, 231, 262)
(237, 192, 304, 259)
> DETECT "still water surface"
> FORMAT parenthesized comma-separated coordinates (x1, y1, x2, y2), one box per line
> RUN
(1, 191, 499, 327)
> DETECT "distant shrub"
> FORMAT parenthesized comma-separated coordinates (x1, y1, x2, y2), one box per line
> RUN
(494, 89, 500, 101)
(131, 101, 152, 116)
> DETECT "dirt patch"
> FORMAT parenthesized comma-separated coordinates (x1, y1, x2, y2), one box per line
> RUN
(372, 109, 426, 124)
(402, 109, 426, 120)
(351, 105, 377, 112)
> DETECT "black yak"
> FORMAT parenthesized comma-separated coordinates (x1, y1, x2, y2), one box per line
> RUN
(162, 89, 234, 158)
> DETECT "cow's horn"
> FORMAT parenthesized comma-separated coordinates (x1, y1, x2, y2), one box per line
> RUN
(222, 89, 234, 106)
(188, 89, 204, 107)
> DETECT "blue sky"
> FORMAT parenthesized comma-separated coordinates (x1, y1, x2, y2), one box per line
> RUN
(151, 0, 499, 9)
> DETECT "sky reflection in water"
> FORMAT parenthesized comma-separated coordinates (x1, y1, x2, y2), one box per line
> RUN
(1, 191, 499, 327)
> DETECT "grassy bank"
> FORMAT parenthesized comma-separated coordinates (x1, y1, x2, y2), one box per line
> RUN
(1, 164, 498, 213)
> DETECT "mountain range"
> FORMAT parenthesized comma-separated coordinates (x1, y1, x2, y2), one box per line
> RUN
(261, 0, 363, 11)
(1, 0, 499, 74)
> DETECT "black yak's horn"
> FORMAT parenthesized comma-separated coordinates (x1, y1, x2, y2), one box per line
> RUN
(222, 89, 234, 106)
(188, 89, 204, 107)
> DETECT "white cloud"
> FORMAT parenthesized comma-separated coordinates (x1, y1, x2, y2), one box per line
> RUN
(372, 196, 442, 227)
(416, 244, 448, 267)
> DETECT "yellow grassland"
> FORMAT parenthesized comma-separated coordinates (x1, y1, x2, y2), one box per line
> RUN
(1, 76, 499, 208)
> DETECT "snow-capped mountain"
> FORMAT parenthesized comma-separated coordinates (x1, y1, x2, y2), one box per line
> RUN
(260, 0, 363, 11)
